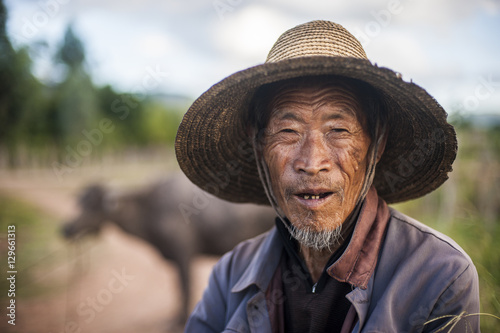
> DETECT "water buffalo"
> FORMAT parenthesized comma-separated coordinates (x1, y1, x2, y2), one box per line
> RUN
(61, 174, 276, 324)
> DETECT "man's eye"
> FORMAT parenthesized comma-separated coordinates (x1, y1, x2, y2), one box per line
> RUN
(331, 128, 348, 133)
(280, 129, 296, 133)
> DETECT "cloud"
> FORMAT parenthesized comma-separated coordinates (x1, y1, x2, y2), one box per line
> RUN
(211, 4, 294, 64)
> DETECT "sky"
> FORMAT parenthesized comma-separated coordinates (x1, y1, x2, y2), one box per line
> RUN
(4, 0, 500, 114)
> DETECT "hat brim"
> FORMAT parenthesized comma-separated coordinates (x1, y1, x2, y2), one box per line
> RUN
(175, 56, 457, 204)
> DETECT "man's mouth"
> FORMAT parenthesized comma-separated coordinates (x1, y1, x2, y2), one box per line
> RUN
(295, 191, 333, 200)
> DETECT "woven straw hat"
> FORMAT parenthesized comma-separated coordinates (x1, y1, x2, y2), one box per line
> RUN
(175, 20, 457, 205)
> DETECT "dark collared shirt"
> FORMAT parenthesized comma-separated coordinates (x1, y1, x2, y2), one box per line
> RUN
(275, 217, 354, 332)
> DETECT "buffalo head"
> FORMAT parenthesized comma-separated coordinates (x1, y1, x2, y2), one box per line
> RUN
(62, 184, 109, 239)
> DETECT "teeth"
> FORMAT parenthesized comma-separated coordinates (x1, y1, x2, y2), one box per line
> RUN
(302, 195, 320, 200)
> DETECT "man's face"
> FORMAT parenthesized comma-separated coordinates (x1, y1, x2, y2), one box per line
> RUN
(262, 83, 371, 236)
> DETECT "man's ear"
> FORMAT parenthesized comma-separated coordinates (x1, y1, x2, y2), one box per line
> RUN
(376, 130, 388, 163)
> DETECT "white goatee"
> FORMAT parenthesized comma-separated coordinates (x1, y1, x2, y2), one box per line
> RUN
(285, 223, 343, 252)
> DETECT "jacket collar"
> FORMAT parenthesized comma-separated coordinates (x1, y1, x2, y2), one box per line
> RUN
(327, 186, 390, 289)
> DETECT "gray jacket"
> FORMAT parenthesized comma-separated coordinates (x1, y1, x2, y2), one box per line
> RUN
(185, 208, 480, 332)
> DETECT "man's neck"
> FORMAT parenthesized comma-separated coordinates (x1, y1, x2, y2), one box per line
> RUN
(298, 216, 358, 283)
(299, 243, 341, 283)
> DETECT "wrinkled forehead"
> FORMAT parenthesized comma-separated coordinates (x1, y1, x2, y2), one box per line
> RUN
(253, 76, 367, 129)
(267, 82, 366, 125)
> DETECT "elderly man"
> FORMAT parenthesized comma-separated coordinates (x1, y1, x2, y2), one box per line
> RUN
(176, 21, 479, 332)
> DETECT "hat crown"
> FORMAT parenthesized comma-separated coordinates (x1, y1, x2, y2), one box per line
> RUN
(266, 20, 368, 63)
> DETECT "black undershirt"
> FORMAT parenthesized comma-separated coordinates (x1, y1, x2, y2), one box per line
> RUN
(275, 218, 354, 333)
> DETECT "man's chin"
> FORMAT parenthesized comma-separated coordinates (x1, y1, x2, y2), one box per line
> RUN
(287, 223, 343, 252)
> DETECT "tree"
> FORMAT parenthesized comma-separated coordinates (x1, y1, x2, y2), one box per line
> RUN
(0, 0, 41, 166)
(51, 25, 100, 150)
(56, 26, 85, 68)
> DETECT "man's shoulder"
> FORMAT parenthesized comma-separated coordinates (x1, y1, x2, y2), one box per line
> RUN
(354, 208, 480, 332)
(390, 208, 470, 253)
(383, 207, 474, 272)
(364, 208, 480, 331)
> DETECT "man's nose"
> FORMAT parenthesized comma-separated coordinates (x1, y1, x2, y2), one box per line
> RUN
(293, 132, 332, 175)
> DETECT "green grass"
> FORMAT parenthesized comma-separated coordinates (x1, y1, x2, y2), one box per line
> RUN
(0, 194, 69, 299)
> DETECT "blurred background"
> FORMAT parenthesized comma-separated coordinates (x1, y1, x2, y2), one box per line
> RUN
(0, 0, 499, 332)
